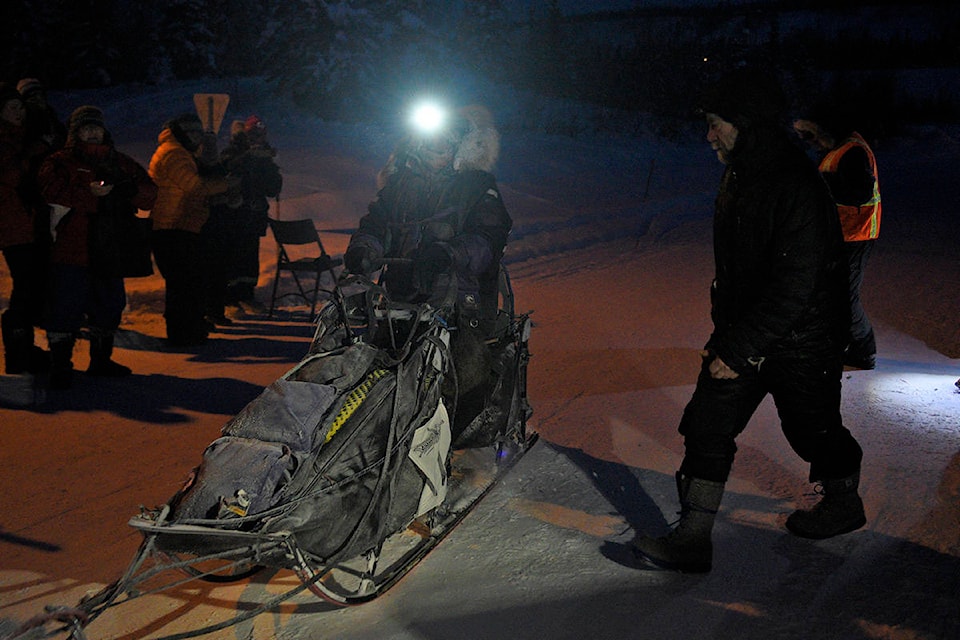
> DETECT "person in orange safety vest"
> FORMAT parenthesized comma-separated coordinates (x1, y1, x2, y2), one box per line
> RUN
(794, 116, 881, 371)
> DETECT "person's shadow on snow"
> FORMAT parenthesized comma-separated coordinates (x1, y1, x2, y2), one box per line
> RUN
(36, 372, 267, 422)
(113, 323, 315, 363)
(31, 324, 317, 419)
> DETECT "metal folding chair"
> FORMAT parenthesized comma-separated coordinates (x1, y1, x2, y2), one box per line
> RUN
(267, 218, 343, 319)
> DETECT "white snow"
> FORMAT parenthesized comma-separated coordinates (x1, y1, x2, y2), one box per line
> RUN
(0, 76, 958, 640)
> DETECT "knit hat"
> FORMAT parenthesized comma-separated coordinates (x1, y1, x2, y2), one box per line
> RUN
(168, 112, 203, 132)
(69, 105, 106, 131)
(164, 112, 204, 151)
(16, 78, 45, 99)
(0, 83, 23, 109)
(244, 115, 265, 132)
(698, 69, 787, 131)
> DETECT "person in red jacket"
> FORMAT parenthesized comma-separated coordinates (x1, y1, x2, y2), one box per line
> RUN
(0, 83, 49, 375)
(38, 106, 158, 389)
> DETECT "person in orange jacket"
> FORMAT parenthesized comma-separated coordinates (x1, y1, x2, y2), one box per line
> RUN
(149, 113, 237, 346)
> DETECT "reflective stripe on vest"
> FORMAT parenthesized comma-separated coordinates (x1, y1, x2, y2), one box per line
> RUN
(819, 132, 881, 241)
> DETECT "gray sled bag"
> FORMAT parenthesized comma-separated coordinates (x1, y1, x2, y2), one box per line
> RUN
(168, 334, 453, 564)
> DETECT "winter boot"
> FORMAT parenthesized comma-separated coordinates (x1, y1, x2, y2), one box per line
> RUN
(87, 328, 132, 377)
(47, 332, 76, 389)
(631, 472, 726, 573)
(785, 473, 866, 539)
(2, 311, 29, 374)
(3, 311, 51, 375)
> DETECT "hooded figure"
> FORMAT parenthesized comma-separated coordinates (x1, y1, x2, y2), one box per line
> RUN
(621, 70, 864, 575)
(344, 103, 512, 444)
(346, 104, 510, 324)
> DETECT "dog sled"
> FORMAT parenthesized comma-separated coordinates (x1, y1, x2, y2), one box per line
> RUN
(10, 266, 534, 639)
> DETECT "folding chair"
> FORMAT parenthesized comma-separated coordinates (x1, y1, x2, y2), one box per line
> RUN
(267, 218, 343, 319)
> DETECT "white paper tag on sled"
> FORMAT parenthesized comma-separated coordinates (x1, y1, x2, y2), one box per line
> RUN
(409, 400, 452, 516)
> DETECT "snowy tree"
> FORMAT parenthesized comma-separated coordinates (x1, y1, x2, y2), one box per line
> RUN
(259, 0, 336, 112)
(207, 0, 271, 79)
(2, 0, 120, 87)
(260, 0, 440, 121)
(157, 0, 220, 80)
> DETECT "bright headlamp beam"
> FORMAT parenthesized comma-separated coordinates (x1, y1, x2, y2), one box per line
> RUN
(410, 102, 447, 135)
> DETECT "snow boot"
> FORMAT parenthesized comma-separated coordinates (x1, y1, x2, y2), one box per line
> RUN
(87, 328, 132, 377)
(2, 311, 48, 374)
(47, 332, 76, 389)
(2, 312, 29, 374)
(785, 473, 866, 539)
(631, 472, 725, 573)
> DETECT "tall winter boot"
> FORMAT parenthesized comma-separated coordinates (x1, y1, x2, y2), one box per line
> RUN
(47, 332, 76, 389)
(3, 311, 51, 374)
(785, 473, 866, 539)
(2, 311, 29, 374)
(87, 328, 132, 377)
(631, 472, 726, 573)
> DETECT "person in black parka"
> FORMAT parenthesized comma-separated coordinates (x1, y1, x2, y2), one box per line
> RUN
(628, 70, 866, 573)
(220, 116, 282, 309)
(343, 104, 511, 443)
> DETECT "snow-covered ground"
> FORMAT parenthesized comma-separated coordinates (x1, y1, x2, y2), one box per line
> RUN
(0, 78, 958, 639)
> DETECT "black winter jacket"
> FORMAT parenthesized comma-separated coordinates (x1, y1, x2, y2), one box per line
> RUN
(350, 158, 511, 319)
(707, 124, 849, 373)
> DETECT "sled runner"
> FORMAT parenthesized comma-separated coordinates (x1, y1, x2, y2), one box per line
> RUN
(11, 267, 534, 639)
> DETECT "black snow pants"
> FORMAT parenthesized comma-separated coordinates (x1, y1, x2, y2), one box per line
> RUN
(677, 349, 863, 484)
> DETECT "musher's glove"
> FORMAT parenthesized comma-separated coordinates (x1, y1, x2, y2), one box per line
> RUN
(344, 245, 374, 274)
(417, 242, 454, 273)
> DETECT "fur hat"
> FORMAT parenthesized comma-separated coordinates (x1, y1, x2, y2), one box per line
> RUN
(69, 105, 106, 132)
(377, 104, 501, 189)
(16, 78, 45, 99)
(698, 69, 787, 131)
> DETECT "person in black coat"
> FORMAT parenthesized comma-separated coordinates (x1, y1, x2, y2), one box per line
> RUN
(627, 70, 865, 573)
(219, 116, 282, 310)
(343, 104, 511, 442)
(346, 105, 510, 325)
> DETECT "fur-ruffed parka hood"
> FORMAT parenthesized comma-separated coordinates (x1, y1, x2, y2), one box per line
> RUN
(376, 104, 500, 190)
(451, 104, 500, 173)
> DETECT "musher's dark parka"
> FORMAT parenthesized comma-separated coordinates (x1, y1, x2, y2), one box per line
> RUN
(706, 118, 850, 374)
(679, 71, 862, 485)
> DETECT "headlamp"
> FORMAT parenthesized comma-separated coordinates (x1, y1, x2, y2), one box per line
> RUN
(410, 101, 448, 135)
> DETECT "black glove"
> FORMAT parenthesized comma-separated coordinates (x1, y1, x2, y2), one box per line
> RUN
(109, 179, 139, 201)
(344, 245, 373, 274)
(418, 242, 453, 273)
